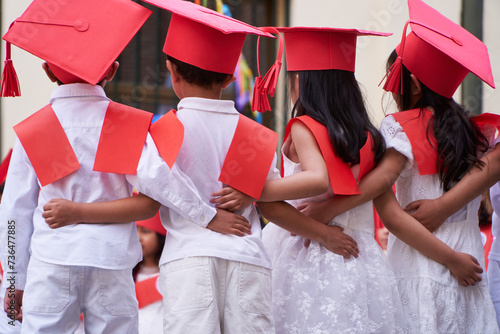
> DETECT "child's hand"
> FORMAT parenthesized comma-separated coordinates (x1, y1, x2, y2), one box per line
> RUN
(445, 251, 483, 287)
(210, 187, 256, 212)
(320, 225, 359, 259)
(42, 199, 82, 229)
(404, 199, 447, 232)
(297, 201, 334, 224)
(207, 209, 252, 237)
(4, 289, 23, 322)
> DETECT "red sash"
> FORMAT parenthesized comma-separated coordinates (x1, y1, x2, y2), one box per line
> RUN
(283, 116, 375, 195)
(135, 274, 162, 309)
(14, 102, 152, 186)
(149, 110, 184, 169)
(219, 115, 279, 199)
(391, 109, 438, 175)
(471, 113, 500, 138)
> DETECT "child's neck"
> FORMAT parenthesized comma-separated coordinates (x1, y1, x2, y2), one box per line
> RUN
(179, 81, 223, 100)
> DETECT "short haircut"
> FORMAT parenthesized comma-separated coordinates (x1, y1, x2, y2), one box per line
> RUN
(167, 55, 232, 89)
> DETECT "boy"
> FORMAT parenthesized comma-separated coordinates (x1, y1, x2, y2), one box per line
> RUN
(0, 0, 246, 332)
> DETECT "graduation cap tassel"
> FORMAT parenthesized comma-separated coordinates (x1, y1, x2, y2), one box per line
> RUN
(251, 26, 283, 113)
(380, 21, 411, 95)
(1, 41, 21, 97)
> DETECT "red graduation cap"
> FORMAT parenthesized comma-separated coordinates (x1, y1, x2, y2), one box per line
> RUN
(1, 0, 152, 95)
(142, 0, 274, 75)
(382, 0, 495, 98)
(136, 212, 166, 236)
(277, 27, 391, 72)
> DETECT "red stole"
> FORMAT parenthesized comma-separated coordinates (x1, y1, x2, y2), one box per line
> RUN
(391, 110, 500, 176)
(283, 116, 375, 195)
(135, 274, 162, 309)
(150, 110, 184, 169)
(391, 109, 438, 175)
(219, 115, 279, 199)
(14, 102, 153, 186)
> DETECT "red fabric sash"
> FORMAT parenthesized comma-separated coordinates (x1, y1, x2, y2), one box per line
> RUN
(219, 114, 279, 199)
(150, 110, 184, 169)
(282, 116, 375, 195)
(14, 102, 152, 186)
(93, 102, 153, 174)
(135, 274, 162, 309)
(471, 113, 500, 138)
(391, 109, 438, 175)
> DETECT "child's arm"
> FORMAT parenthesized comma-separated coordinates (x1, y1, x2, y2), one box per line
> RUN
(257, 201, 359, 258)
(212, 122, 330, 208)
(374, 189, 483, 287)
(42, 193, 161, 229)
(405, 144, 500, 231)
(298, 148, 406, 224)
(42, 194, 252, 236)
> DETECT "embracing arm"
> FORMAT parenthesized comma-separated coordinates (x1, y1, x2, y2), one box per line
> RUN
(257, 201, 359, 258)
(42, 193, 161, 229)
(374, 189, 482, 286)
(406, 144, 500, 231)
(298, 148, 406, 224)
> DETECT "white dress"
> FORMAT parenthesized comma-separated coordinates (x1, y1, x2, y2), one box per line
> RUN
(262, 141, 407, 334)
(381, 115, 500, 334)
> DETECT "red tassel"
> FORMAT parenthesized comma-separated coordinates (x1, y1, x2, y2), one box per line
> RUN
(251, 76, 271, 113)
(382, 56, 403, 95)
(1, 42, 21, 97)
(260, 60, 282, 97)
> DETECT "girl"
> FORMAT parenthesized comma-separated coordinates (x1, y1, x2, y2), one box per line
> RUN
(299, 0, 499, 332)
(134, 213, 166, 334)
(213, 26, 406, 333)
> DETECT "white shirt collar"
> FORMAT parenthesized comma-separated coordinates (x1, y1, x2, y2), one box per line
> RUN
(50, 83, 109, 103)
(178, 97, 238, 115)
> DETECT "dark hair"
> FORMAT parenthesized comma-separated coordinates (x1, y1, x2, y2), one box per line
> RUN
(132, 232, 165, 281)
(167, 55, 232, 89)
(288, 69, 385, 164)
(387, 50, 489, 191)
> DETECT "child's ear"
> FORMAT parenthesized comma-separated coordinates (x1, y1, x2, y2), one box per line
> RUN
(166, 60, 181, 84)
(42, 62, 59, 83)
(103, 61, 119, 82)
(221, 74, 236, 89)
(410, 74, 422, 96)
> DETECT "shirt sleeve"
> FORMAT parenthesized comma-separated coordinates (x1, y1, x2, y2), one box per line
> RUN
(0, 140, 39, 290)
(379, 115, 414, 174)
(127, 134, 216, 228)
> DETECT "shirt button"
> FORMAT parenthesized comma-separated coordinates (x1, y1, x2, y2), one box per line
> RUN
(200, 215, 205, 222)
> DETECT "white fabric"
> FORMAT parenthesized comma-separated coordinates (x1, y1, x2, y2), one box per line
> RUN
(380, 114, 499, 334)
(159, 256, 274, 334)
(262, 140, 407, 334)
(489, 182, 500, 262)
(488, 259, 500, 327)
(158, 97, 279, 269)
(0, 84, 216, 290)
(0, 278, 21, 333)
(136, 268, 163, 334)
(21, 257, 138, 334)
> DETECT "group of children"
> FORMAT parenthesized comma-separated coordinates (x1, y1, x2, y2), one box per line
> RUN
(0, 0, 499, 333)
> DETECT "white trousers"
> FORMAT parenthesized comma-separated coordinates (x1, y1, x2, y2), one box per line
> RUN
(488, 259, 500, 328)
(160, 257, 275, 334)
(0, 277, 22, 333)
(21, 257, 138, 334)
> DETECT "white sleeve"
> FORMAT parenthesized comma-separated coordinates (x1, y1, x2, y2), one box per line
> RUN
(0, 140, 39, 290)
(127, 134, 216, 228)
(380, 115, 414, 174)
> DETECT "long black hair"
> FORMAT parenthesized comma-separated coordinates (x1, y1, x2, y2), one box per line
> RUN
(387, 50, 489, 191)
(288, 69, 385, 165)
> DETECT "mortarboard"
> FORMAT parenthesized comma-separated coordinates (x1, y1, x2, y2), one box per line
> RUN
(142, 0, 274, 75)
(1, 0, 152, 96)
(277, 27, 391, 72)
(136, 212, 166, 236)
(382, 0, 495, 98)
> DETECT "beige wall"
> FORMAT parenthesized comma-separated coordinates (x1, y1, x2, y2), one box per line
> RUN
(288, 0, 500, 126)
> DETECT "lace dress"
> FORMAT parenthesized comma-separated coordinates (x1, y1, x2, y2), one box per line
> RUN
(380, 115, 500, 334)
(262, 141, 407, 334)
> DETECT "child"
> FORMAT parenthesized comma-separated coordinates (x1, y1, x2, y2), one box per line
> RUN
(212, 27, 407, 333)
(301, 0, 499, 332)
(134, 213, 165, 334)
(0, 0, 245, 332)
